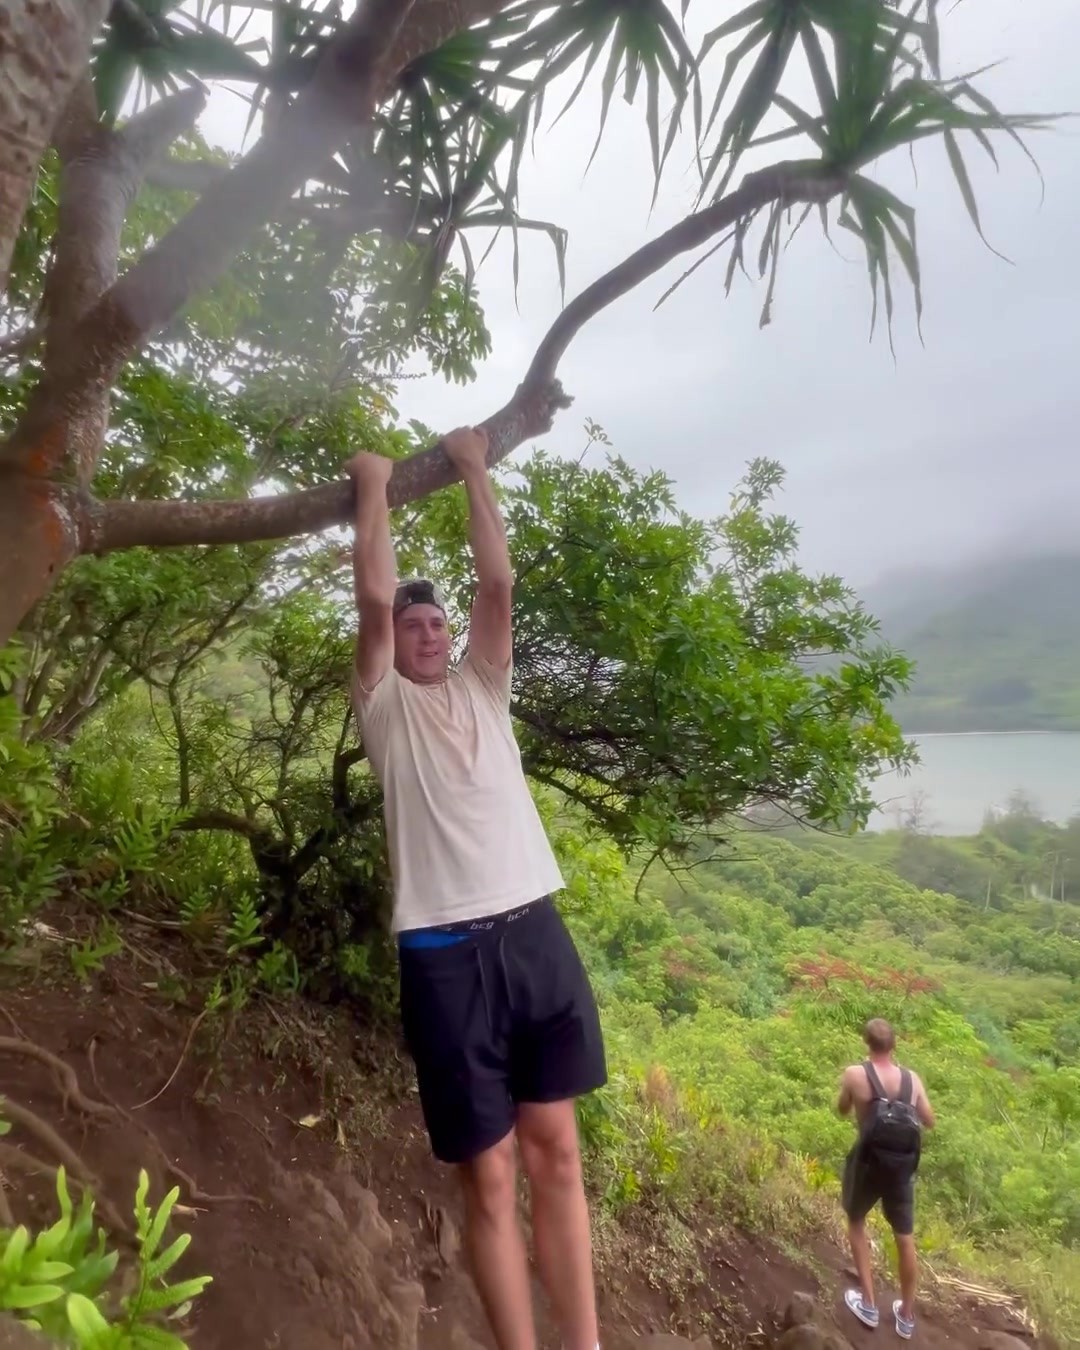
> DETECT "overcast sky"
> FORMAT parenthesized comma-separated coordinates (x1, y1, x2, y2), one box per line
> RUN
(200, 0, 1079, 587)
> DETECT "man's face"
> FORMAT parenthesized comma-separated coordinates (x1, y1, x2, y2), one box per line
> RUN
(394, 604, 451, 684)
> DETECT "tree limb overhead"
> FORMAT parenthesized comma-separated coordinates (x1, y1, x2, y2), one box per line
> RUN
(89, 161, 846, 554)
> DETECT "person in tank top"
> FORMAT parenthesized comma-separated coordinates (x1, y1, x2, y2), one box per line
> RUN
(838, 1018, 936, 1340)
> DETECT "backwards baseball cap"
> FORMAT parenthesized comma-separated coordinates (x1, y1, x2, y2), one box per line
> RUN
(393, 577, 448, 618)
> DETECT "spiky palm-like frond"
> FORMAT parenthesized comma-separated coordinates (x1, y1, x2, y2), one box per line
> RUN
(88, 0, 1059, 344)
(681, 0, 1056, 340)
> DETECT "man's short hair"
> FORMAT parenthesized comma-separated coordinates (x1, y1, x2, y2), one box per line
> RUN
(393, 578, 447, 619)
(864, 1018, 896, 1055)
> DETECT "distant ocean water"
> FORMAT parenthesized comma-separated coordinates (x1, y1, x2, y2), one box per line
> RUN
(867, 732, 1080, 835)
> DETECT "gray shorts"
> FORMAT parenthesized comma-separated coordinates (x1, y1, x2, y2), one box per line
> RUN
(842, 1146, 915, 1235)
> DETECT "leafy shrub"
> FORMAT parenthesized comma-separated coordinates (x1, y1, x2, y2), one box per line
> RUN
(0, 647, 67, 938)
(0, 1163, 210, 1349)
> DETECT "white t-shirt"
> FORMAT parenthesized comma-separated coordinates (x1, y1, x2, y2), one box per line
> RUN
(353, 652, 564, 932)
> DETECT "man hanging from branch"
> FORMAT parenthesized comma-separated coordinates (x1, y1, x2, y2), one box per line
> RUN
(347, 430, 606, 1350)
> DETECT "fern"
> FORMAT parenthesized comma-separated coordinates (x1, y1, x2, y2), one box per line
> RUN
(0, 818, 66, 935)
(254, 941, 300, 995)
(178, 887, 213, 928)
(225, 892, 262, 956)
(70, 922, 124, 983)
(0, 1168, 211, 1348)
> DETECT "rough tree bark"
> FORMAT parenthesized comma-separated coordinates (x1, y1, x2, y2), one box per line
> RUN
(46, 84, 211, 482)
(0, 0, 110, 287)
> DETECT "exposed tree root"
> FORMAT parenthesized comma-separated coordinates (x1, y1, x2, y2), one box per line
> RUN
(0, 1142, 131, 1245)
(0, 1116, 129, 1241)
(160, 1159, 261, 1210)
(0, 1140, 72, 1184)
(0, 1037, 117, 1122)
(87, 1037, 262, 1209)
(0, 1096, 96, 1186)
(0, 1034, 260, 1232)
(132, 1008, 208, 1111)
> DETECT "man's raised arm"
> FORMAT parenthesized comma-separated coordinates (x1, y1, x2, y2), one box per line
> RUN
(445, 426, 513, 669)
(346, 452, 396, 693)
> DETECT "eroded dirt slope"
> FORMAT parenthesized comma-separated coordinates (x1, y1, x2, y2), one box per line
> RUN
(0, 973, 1048, 1350)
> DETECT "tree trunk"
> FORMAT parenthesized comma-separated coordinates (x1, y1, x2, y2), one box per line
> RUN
(0, 0, 109, 287)
(0, 84, 211, 646)
(0, 475, 81, 647)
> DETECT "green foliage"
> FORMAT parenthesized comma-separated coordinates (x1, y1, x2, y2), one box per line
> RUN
(842, 797, 1080, 921)
(225, 894, 262, 957)
(687, 2, 1031, 334)
(0, 1169, 119, 1323)
(412, 446, 913, 852)
(0, 1166, 209, 1348)
(546, 816, 1080, 1340)
(70, 923, 125, 984)
(0, 648, 68, 935)
(0, 646, 63, 828)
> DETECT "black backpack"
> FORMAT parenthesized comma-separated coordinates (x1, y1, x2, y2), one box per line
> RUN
(859, 1062, 922, 1178)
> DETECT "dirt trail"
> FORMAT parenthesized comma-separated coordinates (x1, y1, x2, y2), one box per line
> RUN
(0, 977, 1049, 1350)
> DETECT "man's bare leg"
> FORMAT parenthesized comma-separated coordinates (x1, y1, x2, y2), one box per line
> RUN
(895, 1232, 917, 1320)
(460, 1131, 536, 1350)
(847, 1218, 876, 1309)
(517, 1100, 599, 1350)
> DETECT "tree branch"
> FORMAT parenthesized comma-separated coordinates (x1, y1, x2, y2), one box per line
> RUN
(145, 158, 228, 193)
(523, 160, 845, 389)
(35, 642, 122, 743)
(174, 810, 272, 842)
(167, 679, 191, 810)
(88, 160, 846, 554)
(88, 378, 572, 551)
(284, 196, 414, 240)
(146, 167, 413, 251)
(332, 744, 368, 813)
(380, 1, 511, 92)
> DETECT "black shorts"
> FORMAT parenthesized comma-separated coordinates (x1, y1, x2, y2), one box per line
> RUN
(842, 1146, 915, 1236)
(397, 897, 607, 1164)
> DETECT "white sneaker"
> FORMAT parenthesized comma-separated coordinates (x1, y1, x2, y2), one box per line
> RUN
(844, 1288, 880, 1328)
(892, 1299, 915, 1339)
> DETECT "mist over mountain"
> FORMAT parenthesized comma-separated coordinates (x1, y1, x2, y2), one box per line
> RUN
(860, 546, 1080, 733)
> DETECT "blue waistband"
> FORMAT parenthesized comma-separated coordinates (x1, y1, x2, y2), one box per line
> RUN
(398, 897, 549, 949)
(398, 929, 469, 949)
